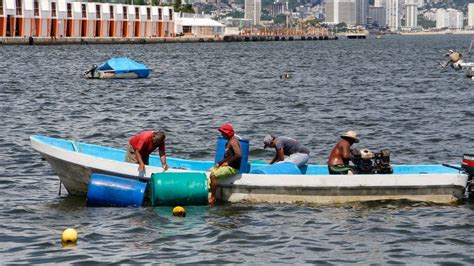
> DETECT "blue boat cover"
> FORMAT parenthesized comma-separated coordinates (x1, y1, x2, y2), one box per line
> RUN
(96, 57, 151, 78)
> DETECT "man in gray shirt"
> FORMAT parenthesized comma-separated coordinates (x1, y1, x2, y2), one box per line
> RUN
(263, 135, 310, 166)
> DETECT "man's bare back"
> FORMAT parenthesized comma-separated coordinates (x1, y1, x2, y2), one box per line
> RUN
(328, 139, 352, 166)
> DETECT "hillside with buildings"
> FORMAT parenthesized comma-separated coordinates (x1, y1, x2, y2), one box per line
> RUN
(1, 0, 472, 41)
(197, 0, 474, 33)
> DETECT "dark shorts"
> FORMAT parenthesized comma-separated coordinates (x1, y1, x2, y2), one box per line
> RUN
(328, 165, 352, 175)
(125, 143, 149, 165)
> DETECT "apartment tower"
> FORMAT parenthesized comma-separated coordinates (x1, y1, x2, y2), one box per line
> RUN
(245, 0, 261, 26)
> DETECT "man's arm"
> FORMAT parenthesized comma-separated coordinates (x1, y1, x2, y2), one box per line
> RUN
(341, 144, 352, 162)
(134, 148, 146, 172)
(219, 139, 242, 167)
(159, 145, 168, 171)
(270, 148, 285, 164)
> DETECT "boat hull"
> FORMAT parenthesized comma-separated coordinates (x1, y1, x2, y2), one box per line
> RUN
(466, 69, 474, 79)
(216, 172, 467, 204)
(84, 70, 146, 79)
(218, 179, 465, 204)
(30, 136, 469, 204)
(31, 136, 183, 195)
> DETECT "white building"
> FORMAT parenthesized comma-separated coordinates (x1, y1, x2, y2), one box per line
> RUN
(405, 0, 417, 29)
(450, 9, 463, 30)
(435, 9, 449, 28)
(436, 8, 463, 30)
(0, 0, 175, 38)
(324, 0, 336, 23)
(175, 13, 225, 36)
(386, 0, 399, 32)
(369, 6, 386, 27)
(374, 0, 384, 7)
(324, 0, 356, 26)
(423, 9, 436, 21)
(339, 0, 356, 26)
(355, 0, 368, 26)
(468, 3, 474, 29)
(245, 0, 260, 25)
(270, 1, 287, 17)
(416, 0, 424, 8)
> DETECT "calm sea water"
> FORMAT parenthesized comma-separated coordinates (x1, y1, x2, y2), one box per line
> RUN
(1, 35, 473, 263)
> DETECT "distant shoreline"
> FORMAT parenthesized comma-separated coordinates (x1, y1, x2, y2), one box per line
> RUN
(399, 31, 474, 36)
(0, 36, 221, 45)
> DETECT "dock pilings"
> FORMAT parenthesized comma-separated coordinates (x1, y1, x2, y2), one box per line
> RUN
(0, 35, 338, 45)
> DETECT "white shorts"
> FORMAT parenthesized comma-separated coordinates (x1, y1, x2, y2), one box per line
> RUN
(283, 153, 309, 166)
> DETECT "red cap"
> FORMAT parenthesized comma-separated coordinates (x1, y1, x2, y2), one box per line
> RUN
(218, 124, 234, 139)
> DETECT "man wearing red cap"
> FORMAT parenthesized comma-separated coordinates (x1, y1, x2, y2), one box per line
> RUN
(209, 124, 242, 204)
(125, 131, 168, 174)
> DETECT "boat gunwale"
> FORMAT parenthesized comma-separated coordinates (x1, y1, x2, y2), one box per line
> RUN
(30, 135, 469, 185)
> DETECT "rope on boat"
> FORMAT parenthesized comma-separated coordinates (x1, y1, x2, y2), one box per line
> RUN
(70, 141, 79, 152)
(58, 140, 80, 196)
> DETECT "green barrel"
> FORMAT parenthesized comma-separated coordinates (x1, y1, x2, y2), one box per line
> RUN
(150, 172, 209, 206)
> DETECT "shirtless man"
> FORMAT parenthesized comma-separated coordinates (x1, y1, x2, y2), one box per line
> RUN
(327, 131, 359, 175)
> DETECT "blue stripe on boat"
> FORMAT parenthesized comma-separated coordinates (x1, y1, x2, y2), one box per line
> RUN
(31, 135, 461, 175)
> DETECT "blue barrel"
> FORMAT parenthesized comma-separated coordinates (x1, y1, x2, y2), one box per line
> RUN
(250, 162, 302, 175)
(214, 137, 250, 173)
(86, 174, 146, 207)
(150, 172, 209, 206)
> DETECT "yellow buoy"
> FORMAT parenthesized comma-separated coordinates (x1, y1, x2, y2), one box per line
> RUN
(172, 206, 186, 217)
(61, 228, 78, 245)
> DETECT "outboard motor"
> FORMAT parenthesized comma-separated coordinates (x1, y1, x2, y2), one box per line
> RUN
(462, 154, 474, 199)
(352, 148, 393, 175)
(83, 64, 98, 79)
(352, 149, 375, 174)
(374, 149, 393, 174)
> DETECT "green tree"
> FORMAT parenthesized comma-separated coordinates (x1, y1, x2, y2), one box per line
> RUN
(261, 14, 272, 21)
(174, 0, 182, 12)
(129, 0, 147, 5)
(336, 22, 347, 32)
(305, 19, 320, 27)
(274, 14, 287, 25)
(225, 11, 244, 18)
(287, 0, 299, 10)
(261, 0, 274, 9)
(181, 4, 195, 14)
(417, 15, 435, 29)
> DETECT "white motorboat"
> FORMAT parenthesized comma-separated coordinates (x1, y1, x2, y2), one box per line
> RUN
(30, 135, 471, 204)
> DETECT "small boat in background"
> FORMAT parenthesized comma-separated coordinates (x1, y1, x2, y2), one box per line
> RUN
(84, 57, 151, 79)
(442, 39, 474, 79)
(345, 28, 369, 39)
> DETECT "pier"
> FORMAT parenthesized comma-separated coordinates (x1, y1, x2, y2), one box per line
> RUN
(0, 36, 217, 45)
(223, 35, 338, 42)
(0, 34, 338, 45)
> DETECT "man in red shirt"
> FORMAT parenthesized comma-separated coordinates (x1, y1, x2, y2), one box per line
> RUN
(125, 131, 168, 173)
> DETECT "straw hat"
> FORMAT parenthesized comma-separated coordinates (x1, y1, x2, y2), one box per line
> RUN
(340, 130, 359, 143)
